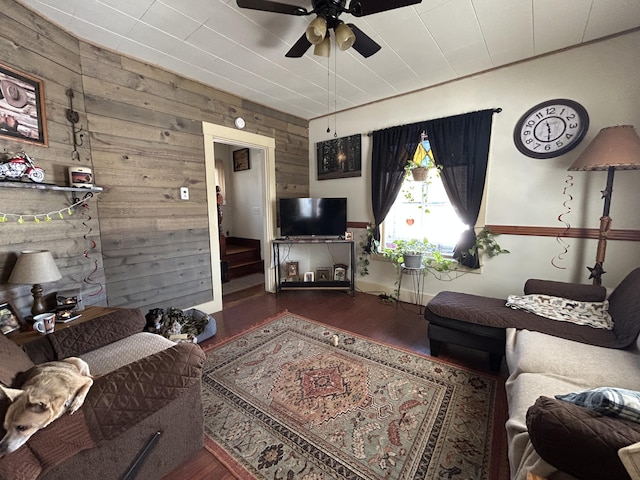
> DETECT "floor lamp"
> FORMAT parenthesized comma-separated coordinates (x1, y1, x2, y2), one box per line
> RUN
(568, 125, 640, 285)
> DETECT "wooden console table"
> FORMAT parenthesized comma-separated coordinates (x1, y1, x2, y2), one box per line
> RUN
(273, 238, 355, 297)
(8, 306, 117, 346)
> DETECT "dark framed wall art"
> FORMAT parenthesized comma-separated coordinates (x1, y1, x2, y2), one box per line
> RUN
(233, 148, 250, 172)
(316, 134, 361, 180)
(0, 63, 47, 146)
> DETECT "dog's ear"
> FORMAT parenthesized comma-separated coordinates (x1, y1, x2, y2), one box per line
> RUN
(26, 394, 51, 413)
(0, 385, 24, 402)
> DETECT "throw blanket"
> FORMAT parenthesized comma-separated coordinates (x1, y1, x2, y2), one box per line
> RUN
(505, 294, 613, 330)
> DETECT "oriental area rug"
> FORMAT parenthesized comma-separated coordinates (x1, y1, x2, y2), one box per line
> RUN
(202, 312, 507, 480)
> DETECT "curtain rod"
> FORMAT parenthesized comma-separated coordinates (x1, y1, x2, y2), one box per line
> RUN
(366, 107, 502, 136)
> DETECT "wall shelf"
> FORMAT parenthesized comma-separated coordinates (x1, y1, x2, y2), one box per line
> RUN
(0, 181, 103, 193)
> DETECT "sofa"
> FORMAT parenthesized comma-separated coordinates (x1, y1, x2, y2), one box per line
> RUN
(0, 308, 206, 480)
(425, 267, 640, 480)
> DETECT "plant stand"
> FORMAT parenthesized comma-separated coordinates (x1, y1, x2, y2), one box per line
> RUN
(396, 264, 426, 315)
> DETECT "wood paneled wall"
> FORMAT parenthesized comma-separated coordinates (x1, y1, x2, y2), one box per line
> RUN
(0, 3, 105, 315)
(0, 2, 309, 317)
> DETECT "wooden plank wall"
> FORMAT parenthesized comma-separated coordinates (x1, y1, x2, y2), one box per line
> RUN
(0, 1, 309, 317)
(0, 3, 106, 317)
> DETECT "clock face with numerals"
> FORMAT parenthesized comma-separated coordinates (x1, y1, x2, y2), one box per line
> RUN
(514, 99, 589, 159)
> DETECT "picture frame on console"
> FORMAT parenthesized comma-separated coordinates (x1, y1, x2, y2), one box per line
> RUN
(285, 261, 299, 280)
(0, 301, 23, 335)
(316, 267, 331, 282)
(0, 62, 47, 146)
(303, 272, 314, 282)
(333, 264, 347, 282)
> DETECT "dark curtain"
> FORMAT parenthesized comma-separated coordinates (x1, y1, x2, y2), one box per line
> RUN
(424, 109, 494, 268)
(370, 123, 425, 247)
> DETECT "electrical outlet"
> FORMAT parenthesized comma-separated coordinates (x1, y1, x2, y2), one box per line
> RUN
(180, 187, 189, 200)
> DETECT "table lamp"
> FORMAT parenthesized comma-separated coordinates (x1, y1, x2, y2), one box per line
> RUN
(568, 125, 640, 285)
(9, 250, 62, 316)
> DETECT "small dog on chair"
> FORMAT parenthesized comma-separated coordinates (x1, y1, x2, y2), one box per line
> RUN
(144, 308, 164, 334)
(0, 357, 93, 457)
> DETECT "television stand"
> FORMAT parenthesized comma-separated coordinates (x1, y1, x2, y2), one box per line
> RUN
(273, 238, 355, 297)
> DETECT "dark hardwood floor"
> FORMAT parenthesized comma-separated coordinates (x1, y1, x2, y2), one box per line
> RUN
(163, 286, 508, 479)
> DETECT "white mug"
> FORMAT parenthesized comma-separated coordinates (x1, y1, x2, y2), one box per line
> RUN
(33, 312, 56, 335)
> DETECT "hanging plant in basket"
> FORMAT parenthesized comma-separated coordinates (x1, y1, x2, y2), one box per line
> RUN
(411, 167, 428, 182)
(405, 138, 434, 181)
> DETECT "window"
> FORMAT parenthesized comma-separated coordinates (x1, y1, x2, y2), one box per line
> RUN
(382, 139, 467, 256)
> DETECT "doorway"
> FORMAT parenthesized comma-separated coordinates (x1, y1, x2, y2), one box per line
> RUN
(195, 122, 276, 315)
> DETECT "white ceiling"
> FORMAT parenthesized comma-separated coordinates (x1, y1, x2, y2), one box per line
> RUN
(19, 0, 640, 120)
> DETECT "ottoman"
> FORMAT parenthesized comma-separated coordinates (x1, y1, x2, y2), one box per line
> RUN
(424, 291, 507, 372)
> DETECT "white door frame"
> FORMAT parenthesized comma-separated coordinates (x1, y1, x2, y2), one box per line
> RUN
(193, 122, 276, 314)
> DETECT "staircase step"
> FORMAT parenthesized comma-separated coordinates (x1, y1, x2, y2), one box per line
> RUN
(228, 260, 264, 279)
(224, 250, 261, 265)
(222, 237, 263, 279)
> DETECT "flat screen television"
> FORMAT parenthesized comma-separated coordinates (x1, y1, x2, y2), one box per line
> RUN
(279, 197, 347, 238)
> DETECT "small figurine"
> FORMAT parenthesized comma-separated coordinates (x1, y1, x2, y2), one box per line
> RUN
(0, 151, 45, 183)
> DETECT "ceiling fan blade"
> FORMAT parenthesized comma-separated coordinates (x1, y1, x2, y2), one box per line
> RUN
(348, 0, 421, 17)
(236, 0, 309, 16)
(347, 24, 381, 58)
(285, 33, 313, 57)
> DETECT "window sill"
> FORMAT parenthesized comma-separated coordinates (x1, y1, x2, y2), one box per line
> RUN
(370, 252, 484, 275)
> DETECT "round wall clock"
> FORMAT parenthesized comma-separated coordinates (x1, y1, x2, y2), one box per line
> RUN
(513, 99, 589, 159)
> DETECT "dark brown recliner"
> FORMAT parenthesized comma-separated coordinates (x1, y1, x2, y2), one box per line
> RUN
(424, 268, 640, 372)
(0, 309, 206, 480)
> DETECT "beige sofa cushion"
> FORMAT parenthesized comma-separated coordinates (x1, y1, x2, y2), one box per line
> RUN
(80, 332, 175, 376)
(506, 328, 640, 391)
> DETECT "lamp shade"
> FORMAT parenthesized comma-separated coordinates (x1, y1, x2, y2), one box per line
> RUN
(568, 125, 640, 171)
(313, 36, 331, 57)
(305, 16, 327, 45)
(335, 23, 356, 51)
(9, 250, 62, 285)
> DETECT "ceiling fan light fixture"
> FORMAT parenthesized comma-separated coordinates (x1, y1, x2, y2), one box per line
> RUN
(305, 16, 327, 44)
(335, 22, 355, 51)
(313, 36, 331, 57)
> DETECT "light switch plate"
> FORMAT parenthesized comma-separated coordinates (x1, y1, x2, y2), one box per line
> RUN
(180, 187, 189, 200)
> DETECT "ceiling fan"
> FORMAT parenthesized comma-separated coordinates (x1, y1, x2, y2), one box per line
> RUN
(236, 0, 422, 58)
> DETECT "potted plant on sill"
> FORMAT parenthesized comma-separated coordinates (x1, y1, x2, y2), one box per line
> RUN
(357, 227, 509, 299)
(380, 237, 455, 271)
(380, 238, 429, 268)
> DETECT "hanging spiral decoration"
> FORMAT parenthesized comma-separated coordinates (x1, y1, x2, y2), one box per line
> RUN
(81, 199, 103, 297)
(551, 175, 574, 269)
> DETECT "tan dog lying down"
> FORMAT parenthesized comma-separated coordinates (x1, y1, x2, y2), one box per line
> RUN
(0, 357, 93, 457)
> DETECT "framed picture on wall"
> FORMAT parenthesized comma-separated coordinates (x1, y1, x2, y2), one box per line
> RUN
(0, 62, 47, 146)
(233, 148, 250, 172)
(316, 134, 361, 180)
